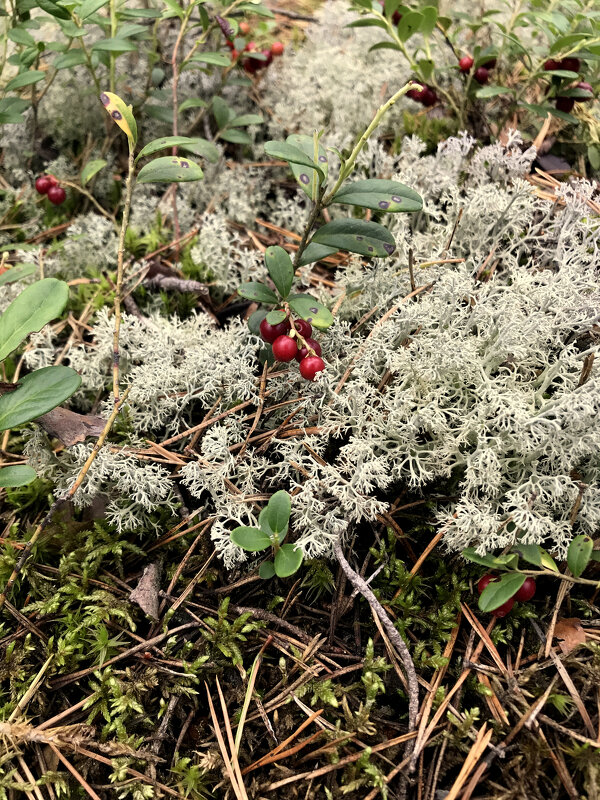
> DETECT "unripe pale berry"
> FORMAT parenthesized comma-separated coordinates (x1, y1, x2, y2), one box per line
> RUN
(474, 67, 489, 84)
(575, 81, 594, 101)
(271, 41, 284, 56)
(295, 337, 322, 362)
(239, 21, 251, 35)
(459, 55, 474, 73)
(492, 597, 515, 618)
(299, 355, 325, 380)
(259, 317, 290, 343)
(272, 335, 298, 362)
(47, 185, 66, 205)
(514, 577, 536, 602)
(294, 319, 312, 338)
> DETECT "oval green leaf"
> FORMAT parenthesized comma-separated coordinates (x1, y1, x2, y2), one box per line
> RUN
(237, 282, 278, 304)
(259, 560, 276, 579)
(286, 134, 328, 199)
(247, 308, 268, 335)
(288, 294, 333, 330)
(231, 526, 272, 551)
(5, 71, 45, 91)
(135, 136, 218, 163)
(567, 534, 593, 578)
(296, 242, 339, 267)
(265, 309, 287, 325)
(513, 544, 542, 567)
(54, 50, 88, 69)
(92, 37, 138, 52)
(263, 141, 325, 182)
(274, 543, 303, 577)
(462, 547, 513, 570)
(0, 366, 81, 431)
(265, 246, 294, 299)
(0, 278, 68, 361)
(81, 159, 107, 185)
(311, 219, 396, 258)
(0, 464, 37, 488)
(219, 129, 252, 145)
(265, 490, 291, 535)
(478, 572, 525, 612)
(137, 156, 203, 183)
(332, 179, 422, 213)
(0, 263, 36, 286)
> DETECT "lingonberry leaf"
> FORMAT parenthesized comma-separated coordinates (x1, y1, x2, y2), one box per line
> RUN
(81, 159, 107, 186)
(462, 547, 517, 570)
(230, 526, 272, 551)
(237, 282, 278, 304)
(137, 156, 203, 183)
(311, 219, 396, 258)
(135, 137, 218, 163)
(478, 572, 525, 612)
(265, 246, 294, 299)
(219, 129, 252, 145)
(513, 544, 543, 567)
(0, 366, 81, 431)
(263, 141, 326, 183)
(475, 86, 514, 98)
(332, 179, 422, 213)
(0, 464, 36, 488)
(265, 309, 287, 325)
(99, 90, 137, 146)
(265, 490, 291, 535)
(296, 242, 339, 267)
(259, 560, 276, 579)
(274, 543, 303, 577)
(288, 294, 333, 330)
(398, 10, 423, 41)
(212, 96, 233, 130)
(0, 263, 36, 286)
(286, 134, 328, 199)
(0, 278, 69, 361)
(567, 534, 593, 578)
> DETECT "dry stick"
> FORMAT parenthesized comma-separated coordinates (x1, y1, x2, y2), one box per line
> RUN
(332, 537, 419, 764)
(112, 150, 136, 404)
(48, 744, 103, 800)
(0, 389, 130, 612)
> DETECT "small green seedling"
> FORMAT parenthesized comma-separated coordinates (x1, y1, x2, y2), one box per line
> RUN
(230, 490, 302, 578)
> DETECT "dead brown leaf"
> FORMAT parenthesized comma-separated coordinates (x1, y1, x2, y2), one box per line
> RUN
(553, 618, 587, 655)
(129, 561, 162, 620)
(36, 408, 105, 446)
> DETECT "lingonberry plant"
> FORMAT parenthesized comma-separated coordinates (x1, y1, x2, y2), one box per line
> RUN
(230, 490, 301, 578)
(238, 82, 423, 379)
(0, 277, 81, 488)
(465, 534, 598, 617)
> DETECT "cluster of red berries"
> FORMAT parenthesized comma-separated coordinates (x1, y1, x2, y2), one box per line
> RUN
(407, 84, 438, 107)
(35, 175, 66, 205)
(259, 316, 325, 380)
(543, 58, 594, 112)
(458, 54, 497, 85)
(225, 25, 284, 75)
(477, 574, 536, 618)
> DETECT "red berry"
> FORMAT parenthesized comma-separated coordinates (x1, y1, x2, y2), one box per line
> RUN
(231, 49, 239, 60)
(477, 574, 497, 594)
(421, 88, 437, 106)
(392, 10, 401, 24)
(514, 577, 536, 602)
(245, 41, 256, 52)
(474, 67, 489, 84)
(482, 58, 497, 69)
(272, 335, 298, 362)
(407, 86, 424, 101)
(259, 317, 290, 343)
(271, 41, 284, 56)
(560, 57, 580, 73)
(47, 185, 66, 206)
(492, 597, 515, 618)
(261, 48, 273, 66)
(576, 81, 594, 101)
(459, 55, 474, 73)
(556, 96, 575, 112)
(295, 337, 322, 362)
(35, 176, 53, 195)
(299, 355, 325, 381)
(225, 39, 234, 50)
(239, 21, 251, 35)
(293, 319, 312, 338)
(544, 58, 560, 71)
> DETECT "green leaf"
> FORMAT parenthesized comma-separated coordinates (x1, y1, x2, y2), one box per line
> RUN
(236, 2, 274, 17)
(0, 366, 81, 430)
(36, 0, 70, 18)
(420, 6, 438, 36)
(311, 219, 396, 258)
(265, 490, 291, 535)
(0, 278, 68, 361)
(263, 140, 325, 183)
(54, 50, 88, 69)
(247, 308, 268, 335)
(5, 70, 45, 91)
(144, 104, 174, 124)
(462, 547, 514, 570)
(0, 263, 36, 286)
(513, 544, 543, 567)
(8, 27, 35, 45)
(92, 37, 138, 53)
(286, 134, 328, 198)
(274, 543, 303, 577)
(237, 282, 278, 304)
(288, 294, 333, 330)
(0, 464, 36, 487)
(78, 0, 108, 18)
(213, 96, 232, 130)
(296, 242, 339, 267)
(567, 534, 593, 578)
(259, 560, 276, 579)
(475, 85, 514, 98)
(188, 51, 231, 67)
(398, 10, 423, 41)
(478, 572, 525, 612)
(519, 101, 576, 123)
(100, 91, 137, 145)
(160, 0, 184, 19)
(588, 145, 600, 171)
(543, 69, 580, 79)
(265, 246, 294, 299)
(539, 549, 559, 572)
(347, 17, 388, 29)
(135, 136, 216, 162)
(136, 156, 203, 183)
(228, 113, 264, 127)
(332, 179, 422, 213)
(231, 526, 272, 551)
(265, 309, 287, 325)
(178, 97, 207, 112)
(81, 159, 107, 185)
(219, 129, 252, 145)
